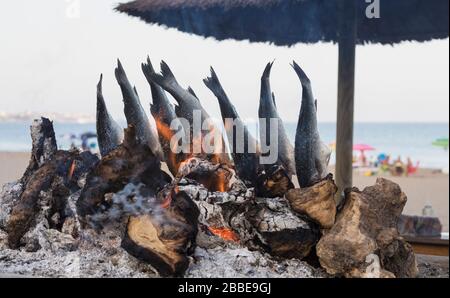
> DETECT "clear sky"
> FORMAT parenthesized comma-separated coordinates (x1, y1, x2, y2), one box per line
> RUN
(0, 0, 448, 123)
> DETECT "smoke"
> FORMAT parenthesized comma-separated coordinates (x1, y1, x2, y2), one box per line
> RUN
(87, 183, 164, 227)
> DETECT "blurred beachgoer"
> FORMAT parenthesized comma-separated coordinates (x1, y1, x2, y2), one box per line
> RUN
(392, 156, 405, 176)
(360, 151, 367, 167)
(406, 157, 420, 176)
(379, 154, 390, 173)
(377, 153, 387, 164)
(369, 155, 377, 167)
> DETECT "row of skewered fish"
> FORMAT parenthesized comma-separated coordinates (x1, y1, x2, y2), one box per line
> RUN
(96, 57, 330, 188)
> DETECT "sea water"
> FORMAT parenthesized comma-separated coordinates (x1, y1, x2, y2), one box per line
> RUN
(0, 122, 448, 170)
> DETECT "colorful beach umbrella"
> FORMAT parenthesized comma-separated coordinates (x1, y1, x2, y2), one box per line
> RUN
(353, 143, 375, 152)
(116, 0, 449, 195)
(432, 138, 449, 150)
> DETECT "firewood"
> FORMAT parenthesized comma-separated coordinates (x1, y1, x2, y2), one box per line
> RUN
(285, 174, 338, 229)
(255, 165, 294, 198)
(177, 182, 320, 260)
(242, 197, 320, 259)
(316, 178, 418, 278)
(76, 125, 171, 223)
(7, 150, 98, 248)
(20, 117, 58, 186)
(176, 157, 234, 192)
(121, 191, 199, 276)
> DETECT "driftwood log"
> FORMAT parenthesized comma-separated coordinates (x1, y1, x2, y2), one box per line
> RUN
(285, 175, 338, 229)
(6, 119, 98, 248)
(316, 178, 418, 278)
(20, 118, 58, 186)
(121, 191, 199, 276)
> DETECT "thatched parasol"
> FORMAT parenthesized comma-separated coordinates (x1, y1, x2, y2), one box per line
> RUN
(116, 0, 448, 45)
(116, 0, 449, 196)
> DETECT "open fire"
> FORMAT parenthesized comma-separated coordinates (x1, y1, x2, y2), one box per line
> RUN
(0, 57, 418, 278)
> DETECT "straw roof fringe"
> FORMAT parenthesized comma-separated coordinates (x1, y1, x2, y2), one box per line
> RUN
(116, 0, 449, 46)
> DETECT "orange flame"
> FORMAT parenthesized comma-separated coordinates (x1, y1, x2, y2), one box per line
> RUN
(68, 160, 76, 180)
(155, 119, 184, 173)
(155, 119, 173, 143)
(216, 171, 228, 192)
(155, 117, 231, 183)
(208, 226, 239, 242)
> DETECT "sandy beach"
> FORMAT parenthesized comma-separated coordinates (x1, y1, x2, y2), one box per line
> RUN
(0, 151, 448, 232)
(0, 152, 29, 186)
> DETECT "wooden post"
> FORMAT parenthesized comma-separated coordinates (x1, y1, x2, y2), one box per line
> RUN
(335, 0, 357, 203)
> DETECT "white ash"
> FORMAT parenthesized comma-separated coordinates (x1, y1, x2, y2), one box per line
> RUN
(252, 197, 311, 232)
(186, 246, 325, 278)
(0, 183, 158, 277)
(178, 182, 315, 248)
(1, 181, 325, 278)
(61, 190, 81, 238)
(0, 182, 23, 230)
(0, 221, 158, 277)
(176, 181, 248, 230)
(87, 183, 175, 231)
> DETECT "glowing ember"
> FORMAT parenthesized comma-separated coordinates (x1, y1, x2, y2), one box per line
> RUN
(208, 226, 239, 242)
(68, 160, 76, 180)
(160, 194, 172, 209)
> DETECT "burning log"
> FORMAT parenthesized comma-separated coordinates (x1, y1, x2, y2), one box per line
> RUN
(176, 157, 234, 192)
(20, 117, 58, 186)
(285, 175, 338, 229)
(242, 196, 321, 259)
(316, 178, 418, 278)
(6, 148, 98, 248)
(176, 180, 320, 260)
(255, 165, 294, 198)
(121, 191, 199, 277)
(7, 151, 70, 248)
(6, 118, 98, 248)
(76, 125, 171, 223)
